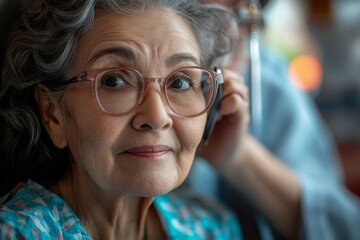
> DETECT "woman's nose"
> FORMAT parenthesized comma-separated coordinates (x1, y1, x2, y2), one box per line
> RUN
(131, 86, 173, 131)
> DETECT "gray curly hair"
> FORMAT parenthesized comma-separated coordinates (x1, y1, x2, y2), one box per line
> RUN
(0, 0, 236, 193)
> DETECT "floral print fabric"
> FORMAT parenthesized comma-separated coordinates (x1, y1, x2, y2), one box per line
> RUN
(0, 180, 242, 239)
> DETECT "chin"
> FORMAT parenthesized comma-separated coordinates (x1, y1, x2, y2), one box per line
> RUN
(134, 176, 185, 197)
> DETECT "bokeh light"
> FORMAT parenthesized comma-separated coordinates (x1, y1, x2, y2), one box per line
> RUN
(288, 55, 323, 91)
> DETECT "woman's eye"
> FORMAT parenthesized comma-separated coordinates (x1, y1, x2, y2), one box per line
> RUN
(169, 77, 192, 90)
(101, 75, 126, 89)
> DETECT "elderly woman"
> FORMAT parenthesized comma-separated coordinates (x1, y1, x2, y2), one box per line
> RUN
(0, 0, 248, 239)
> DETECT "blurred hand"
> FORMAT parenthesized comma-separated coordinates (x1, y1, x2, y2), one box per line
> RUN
(197, 68, 249, 171)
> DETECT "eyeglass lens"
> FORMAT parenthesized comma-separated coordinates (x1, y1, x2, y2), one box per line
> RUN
(94, 67, 216, 116)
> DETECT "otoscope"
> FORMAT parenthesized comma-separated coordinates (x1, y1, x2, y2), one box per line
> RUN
(236, 0, 264, 138)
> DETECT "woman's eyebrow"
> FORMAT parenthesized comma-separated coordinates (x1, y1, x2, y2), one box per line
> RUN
(88, 47, 199, 67)
(166, 53, 200, 67)
(89, 47, 136, 65)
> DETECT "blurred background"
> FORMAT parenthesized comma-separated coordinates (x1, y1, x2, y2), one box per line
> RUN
(262, 0, 360, 196)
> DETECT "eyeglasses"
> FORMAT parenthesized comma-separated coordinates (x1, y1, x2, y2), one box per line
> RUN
(46, 66, 223, 117)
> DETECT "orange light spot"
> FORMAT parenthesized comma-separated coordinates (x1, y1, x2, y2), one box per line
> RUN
(288, 55, 323, 91)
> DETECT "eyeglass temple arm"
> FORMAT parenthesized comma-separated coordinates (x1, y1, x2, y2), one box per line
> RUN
(42, 72, 88, 86)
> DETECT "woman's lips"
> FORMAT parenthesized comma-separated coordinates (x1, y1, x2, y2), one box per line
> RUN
(124, 145, 172, 159)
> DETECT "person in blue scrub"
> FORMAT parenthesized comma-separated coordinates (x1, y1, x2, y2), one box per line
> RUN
(187, 0, 360, 239)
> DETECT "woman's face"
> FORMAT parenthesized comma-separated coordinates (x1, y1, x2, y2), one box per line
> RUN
(53, 8, 206, 197)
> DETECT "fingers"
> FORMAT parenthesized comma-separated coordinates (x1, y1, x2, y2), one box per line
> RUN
(218, 68, 249, 119)
(222, 69, 248, 100)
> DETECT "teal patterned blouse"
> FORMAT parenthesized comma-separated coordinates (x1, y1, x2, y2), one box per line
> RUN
(0, 180, 242, 239)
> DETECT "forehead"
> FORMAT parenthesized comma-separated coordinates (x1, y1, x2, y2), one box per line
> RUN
(92, 8, 195, 40)
(73, 8, 201, 71)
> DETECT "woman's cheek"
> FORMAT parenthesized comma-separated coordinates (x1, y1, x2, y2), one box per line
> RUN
(175, 115, 206, 149)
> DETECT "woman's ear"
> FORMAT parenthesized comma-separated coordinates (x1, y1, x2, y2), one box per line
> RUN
(34, 84, 67, 148)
